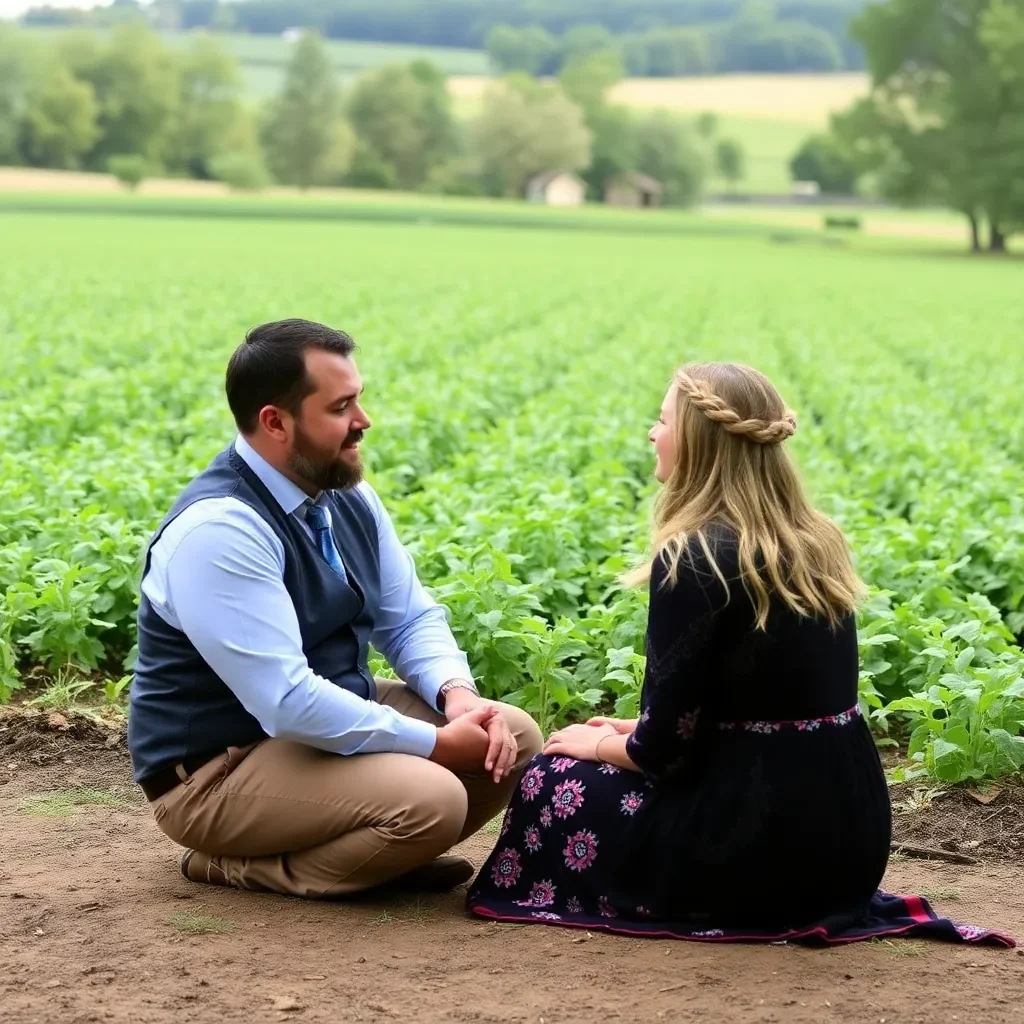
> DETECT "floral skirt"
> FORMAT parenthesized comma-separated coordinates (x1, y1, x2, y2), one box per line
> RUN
(465, 753, 1015, 948)
(468, 752, 648, 923)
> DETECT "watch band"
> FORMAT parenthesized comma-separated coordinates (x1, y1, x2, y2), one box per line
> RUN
(437, 678, 478, 710)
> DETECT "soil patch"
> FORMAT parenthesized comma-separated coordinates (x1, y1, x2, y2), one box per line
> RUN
(2, 709, 1023, 1024)
(891, 780, 1024, 861)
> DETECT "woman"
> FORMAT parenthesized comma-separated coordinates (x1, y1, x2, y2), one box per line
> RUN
(466, 363, 1011, 947)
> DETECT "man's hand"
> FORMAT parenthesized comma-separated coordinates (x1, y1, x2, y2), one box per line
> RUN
(429, 704, 497, 775)
(443, 689, 517, 783)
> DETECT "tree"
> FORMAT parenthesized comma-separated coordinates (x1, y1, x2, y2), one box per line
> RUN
(60, 23, 180, 170)
(318, 120, 357, 185)
(472, 78, 591, 198)
(261, 31, 341, 189)
(790, 132, 859, 195)
(168, 35, 247, 179)
(631, 111, 706, 207)
(93, 0, 147, 27)
(0, 26, 31, 164)
(839, 0, 1024, 251)
(561, 24, 615, 63)
(718, 3, 843, 73)
(108, 152, 148, 190)
(20, 63, 99, 169)
(560, 50, 631, 199)
(345, 60, 456, 190)
(582, 103, 638, 199)
(485, 24, 558, 76)
(631, 27, 713, 76)
(209, 150, 271, 191)
(715, 137, 746, 191)
(694, 111, 718, 140)
(560, 49, 625, 115)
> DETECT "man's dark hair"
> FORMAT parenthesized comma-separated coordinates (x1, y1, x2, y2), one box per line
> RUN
(225, 319, 355, 433)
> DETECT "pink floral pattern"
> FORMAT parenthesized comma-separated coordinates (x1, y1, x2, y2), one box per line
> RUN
(550, 757, 577, 773)
(520, 766, 546, 801)
(620, 791, 644, 816)
(598, 763, 621, 775)
(516, 880, 556, 908)
(466, 755, 1001, 949)
(677, 709, 700, 740)
(552, 779, 586, 820)
(563, 830, 598, 872)
(490, 847, 522, 889)
(718, 704, 862, 734)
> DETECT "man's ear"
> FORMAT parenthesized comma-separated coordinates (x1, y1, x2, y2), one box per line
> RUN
(257, 405, 289, 442)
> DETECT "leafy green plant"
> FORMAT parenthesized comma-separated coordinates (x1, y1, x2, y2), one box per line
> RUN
(493, 616, 601, 735)
(0, 610, 20, 702)
(1, 206, 1022, 788)
(875, 622, 1024, 783)
(103, 674, 132, 706)
(600, 646, 647, 719)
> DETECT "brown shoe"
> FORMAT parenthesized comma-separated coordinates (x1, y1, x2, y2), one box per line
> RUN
(384, 855, 476, 893)
(179, 849, 231, 887)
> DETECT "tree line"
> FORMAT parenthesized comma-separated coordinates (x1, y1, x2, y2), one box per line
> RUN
(0, 23, 746, 203)
(787, 0, 1023, 251)
(21, 0, 867, 73)
(486, 13, 855, 78)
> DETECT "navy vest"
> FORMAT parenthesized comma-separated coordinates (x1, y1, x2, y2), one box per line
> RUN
(127, 445, 381, 782)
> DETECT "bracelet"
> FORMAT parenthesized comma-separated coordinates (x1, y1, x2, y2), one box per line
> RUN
(437, 678, 478, 711)
(595, 730, 614, 764)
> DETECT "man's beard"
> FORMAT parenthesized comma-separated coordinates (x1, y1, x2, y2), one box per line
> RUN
(288, 423, 364, 492)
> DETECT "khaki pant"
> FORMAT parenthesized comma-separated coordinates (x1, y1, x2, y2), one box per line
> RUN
(150, 680, 542, 898)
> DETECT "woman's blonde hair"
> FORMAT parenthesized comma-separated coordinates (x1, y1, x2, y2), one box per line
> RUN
(625, 362, 863, 628)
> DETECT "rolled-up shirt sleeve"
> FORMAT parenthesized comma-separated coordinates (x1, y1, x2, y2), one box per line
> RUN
(162, 503, 438, 758)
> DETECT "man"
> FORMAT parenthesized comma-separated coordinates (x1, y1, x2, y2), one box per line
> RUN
(127, 319, 543, 898)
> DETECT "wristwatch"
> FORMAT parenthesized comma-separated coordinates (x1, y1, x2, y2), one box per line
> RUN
(437, 678, 479, 711)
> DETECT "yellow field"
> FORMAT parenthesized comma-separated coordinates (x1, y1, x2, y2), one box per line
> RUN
(447, 73, 870, 124)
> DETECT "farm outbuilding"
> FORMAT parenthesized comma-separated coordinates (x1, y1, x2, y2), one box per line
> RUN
(604, 172, 664, 208)
(525, 171, 586, 207)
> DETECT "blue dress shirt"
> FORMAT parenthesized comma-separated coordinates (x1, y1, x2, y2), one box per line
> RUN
(140, 435, 474, 758)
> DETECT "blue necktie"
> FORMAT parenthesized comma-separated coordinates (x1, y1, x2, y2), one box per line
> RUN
(304, 502, 348, 584)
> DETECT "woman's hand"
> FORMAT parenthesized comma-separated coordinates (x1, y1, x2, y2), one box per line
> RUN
(543, 723, 617, 762)
(585, 717, 638, 735)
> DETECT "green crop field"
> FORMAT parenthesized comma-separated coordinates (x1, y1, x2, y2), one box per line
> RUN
(1, 207, 1022, 785)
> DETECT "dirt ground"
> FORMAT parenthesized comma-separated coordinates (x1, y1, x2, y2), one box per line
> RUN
(2, 710, 1023, 1024)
